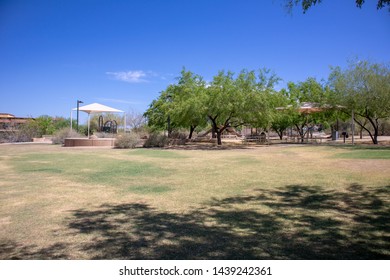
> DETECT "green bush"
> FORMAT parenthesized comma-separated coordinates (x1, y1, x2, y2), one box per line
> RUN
(115, 133, 141, 149)
(143, 133, 168, 148)
(52, 128, 82, 145)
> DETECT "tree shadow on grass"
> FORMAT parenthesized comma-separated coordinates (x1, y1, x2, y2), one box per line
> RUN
(0, 241, 69, 260)
(1, 184, 389, 259)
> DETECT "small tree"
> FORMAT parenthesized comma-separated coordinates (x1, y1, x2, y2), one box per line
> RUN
(169, 69, 208, 139)
(144, 89, 176, 136)
(126, 109, 147, 132)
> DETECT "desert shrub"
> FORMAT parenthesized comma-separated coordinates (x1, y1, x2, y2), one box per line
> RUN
(0, 131, 16, 143)
(167, 130, 187, 145)
(143, 132, 168, 148)
(52, 128, 82, 145)
(169, 131, 187, 140)
(10, 120, 41, 142)
(115, 133, 141, 149)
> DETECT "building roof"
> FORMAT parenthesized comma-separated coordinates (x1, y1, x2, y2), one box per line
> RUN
(0, 113, 16, 118)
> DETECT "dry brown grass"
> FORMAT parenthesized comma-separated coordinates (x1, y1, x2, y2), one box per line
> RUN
(0, 143, 389, 259)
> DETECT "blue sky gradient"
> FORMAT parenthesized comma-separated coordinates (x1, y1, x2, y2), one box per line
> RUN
(1, 0, 389, 121)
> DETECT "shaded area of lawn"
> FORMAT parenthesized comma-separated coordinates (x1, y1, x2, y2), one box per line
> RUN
(1, 184, 389, 259)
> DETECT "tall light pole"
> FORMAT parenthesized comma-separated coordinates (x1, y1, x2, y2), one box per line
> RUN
(76, 100, 83, 132)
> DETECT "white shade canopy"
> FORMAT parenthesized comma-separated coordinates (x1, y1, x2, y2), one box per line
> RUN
(72, 102, 124, 114)
(70, 102, 126, 137)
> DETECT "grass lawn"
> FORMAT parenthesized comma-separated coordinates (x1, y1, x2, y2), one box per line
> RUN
(0, 143, 389, 259)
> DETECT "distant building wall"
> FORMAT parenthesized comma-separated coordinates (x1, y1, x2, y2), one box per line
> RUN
(0, 113, 32, 131)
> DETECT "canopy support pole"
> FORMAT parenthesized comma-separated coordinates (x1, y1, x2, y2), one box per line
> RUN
(70, 110, 73, 132)
(124, 113, 126, 133)
(87, 113, 90, 138)
(351, 109, 355, 145)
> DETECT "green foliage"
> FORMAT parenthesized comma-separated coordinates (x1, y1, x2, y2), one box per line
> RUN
(280, 78, 339, 141)
(204, 69, 279, 144)
(9, 116, 74, 142)
(270, 91, 294, 139)
(144, 61, 388, 145)
(144, 90, 174, 133)
(329, 59, 390, 144)
(145, 68, 279, 145)
(170, 69, 208, 138)
(144, 69, 208, 138)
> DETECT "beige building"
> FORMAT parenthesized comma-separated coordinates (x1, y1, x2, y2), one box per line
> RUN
(0, 113, 32, 131)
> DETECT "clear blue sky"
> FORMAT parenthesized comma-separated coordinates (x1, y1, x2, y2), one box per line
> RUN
(1, 0, 389, 122)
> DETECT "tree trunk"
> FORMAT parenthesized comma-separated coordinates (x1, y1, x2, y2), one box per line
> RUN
(216, 131, 222, 145)
(208, 115, 230, 146)
(295, 124, 305, 143)
(209, 116, 220, 144)
(373, 125, 379, 144)
(188, 125, 196, 139)
(276, 129, 283, 140)
(211, 126, 216, 138)
(354, 115, 379, 145)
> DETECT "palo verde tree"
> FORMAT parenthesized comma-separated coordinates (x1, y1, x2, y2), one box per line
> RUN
(329, 59, 390, 144)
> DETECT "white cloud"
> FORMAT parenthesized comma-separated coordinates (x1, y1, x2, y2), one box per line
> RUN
(106, 70, 148, 83)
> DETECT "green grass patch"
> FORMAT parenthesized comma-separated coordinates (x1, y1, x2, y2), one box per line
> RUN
(334, 149, 390, 159)
(130, 149, 187, 158)
(127, 185, 172, 194)
(10, 152, 169, 186)
(228, 156, 260, 164)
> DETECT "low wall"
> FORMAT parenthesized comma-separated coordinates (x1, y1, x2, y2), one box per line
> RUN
(64, 138, 115, 147)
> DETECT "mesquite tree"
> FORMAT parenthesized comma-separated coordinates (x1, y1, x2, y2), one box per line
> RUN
(329, 60, 390, 144)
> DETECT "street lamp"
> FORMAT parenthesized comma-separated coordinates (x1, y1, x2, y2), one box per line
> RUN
(76, 100, 83, 132)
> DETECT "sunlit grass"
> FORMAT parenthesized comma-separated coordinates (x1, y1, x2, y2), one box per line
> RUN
(0, 143, 389, 259)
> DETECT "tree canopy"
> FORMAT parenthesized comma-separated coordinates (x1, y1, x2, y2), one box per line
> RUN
(329, 60, 390, 144)
(145, 68, 279, 145)
(278, 78, 339, 141)
(145, 59, 389, 145)
(144, 69, 207, 138)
